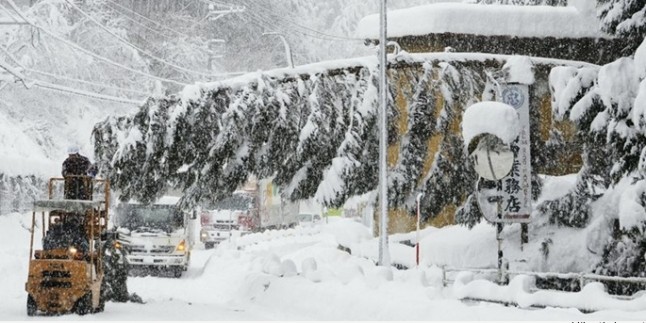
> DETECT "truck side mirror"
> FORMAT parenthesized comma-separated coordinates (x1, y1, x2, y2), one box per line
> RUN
(191, 210, 197, 220)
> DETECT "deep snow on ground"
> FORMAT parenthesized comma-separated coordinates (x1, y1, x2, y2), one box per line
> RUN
(2, 201, 646, 320)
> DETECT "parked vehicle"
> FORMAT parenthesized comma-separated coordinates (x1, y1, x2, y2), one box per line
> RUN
(297, 213, 321, 227)
(200, 178, 298, 248)
(114, 196, 195, 278)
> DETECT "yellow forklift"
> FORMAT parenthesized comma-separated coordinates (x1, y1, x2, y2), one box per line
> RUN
(25, 176, 110, 316)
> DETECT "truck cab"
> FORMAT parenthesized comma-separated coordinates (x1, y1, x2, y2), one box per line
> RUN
(114, 196, 194, 278)
(200, 192, 252, 249)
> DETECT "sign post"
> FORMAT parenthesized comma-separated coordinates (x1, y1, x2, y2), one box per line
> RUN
(497, 84, 532, 223)
(416, 193, 422, 267)
(463, 100, 521, 285)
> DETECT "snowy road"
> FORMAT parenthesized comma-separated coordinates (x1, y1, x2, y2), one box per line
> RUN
(1, 213, 646, 320)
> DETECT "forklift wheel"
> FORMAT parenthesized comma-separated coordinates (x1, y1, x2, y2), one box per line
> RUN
(73, 292, 92, 315)
(26, 295, 37, 316)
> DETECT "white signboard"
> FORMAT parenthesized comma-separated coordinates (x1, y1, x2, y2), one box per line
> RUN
(497, 84, 532, 223)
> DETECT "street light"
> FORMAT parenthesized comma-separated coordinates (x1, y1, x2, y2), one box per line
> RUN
(262, 32, 294, 69)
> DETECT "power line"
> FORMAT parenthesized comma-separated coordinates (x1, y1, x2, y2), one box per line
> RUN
(103, 0, 193, 39)
(3, 43, 150, 96)
(102, 1, 215, 59)
(64, 0, 221, 78)
(246, 0, 363, 42)
(27, 68, 153, 96)
(66, 0, 248, 79)
(1, 52, 146, 105)
(243, 6, 360, 44)
(33, 79, 145, 105)
(0, 1, 20, 22)
(104, 1, 174, 40)
(3, 0, 189, 86)
(244, 10, 345, 44)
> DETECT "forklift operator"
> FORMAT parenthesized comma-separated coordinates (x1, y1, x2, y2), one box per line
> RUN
(62, 146, 95, 200)
(43, 215, 89, 254)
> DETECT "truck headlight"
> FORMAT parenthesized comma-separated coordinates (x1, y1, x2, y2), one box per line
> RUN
(200, 232, 207, 238)
(176, 239, 186, 252)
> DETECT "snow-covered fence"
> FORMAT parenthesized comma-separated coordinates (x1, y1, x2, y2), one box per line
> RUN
(441, 265, 646, 293)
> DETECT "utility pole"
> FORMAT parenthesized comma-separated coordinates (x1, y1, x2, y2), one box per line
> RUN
(377, 0, 391, 267)
(202, 1, 245, 75)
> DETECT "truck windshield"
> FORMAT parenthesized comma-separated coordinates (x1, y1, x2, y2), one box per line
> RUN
(210, 194, 253, 211)
(116, 204, 183, 233)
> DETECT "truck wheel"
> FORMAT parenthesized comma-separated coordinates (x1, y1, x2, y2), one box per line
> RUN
(173, 266, 183, 278)
(73, 293, 92, 315)
(26, 295, 37, 316)
(205, 242, 214, 249)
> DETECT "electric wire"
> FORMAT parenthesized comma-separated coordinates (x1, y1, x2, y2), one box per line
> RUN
(0, 1, 19, 22)
(243, 6, 359, 44)
(246, 0, 363, 42)
(1, 45, 149, 104)
(32, 79, 145, 105)
(103, 0, 193, 39)
(27, 68, 153, 96)
(3, 0, 189, 86)
(104, 1, 174, 39)
(244, 9, 344, 44)
(64, 0, 226, 79)
(103, 1, 213, 56)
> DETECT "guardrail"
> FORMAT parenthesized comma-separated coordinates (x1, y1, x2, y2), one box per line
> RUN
(440, 265, 646, 290)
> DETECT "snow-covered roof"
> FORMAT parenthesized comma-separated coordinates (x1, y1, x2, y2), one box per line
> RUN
(356, 3, 602, 40)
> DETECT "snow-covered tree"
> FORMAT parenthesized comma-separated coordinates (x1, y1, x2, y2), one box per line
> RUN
(598, 0, 646, 55)
(543, 35, 646, 285)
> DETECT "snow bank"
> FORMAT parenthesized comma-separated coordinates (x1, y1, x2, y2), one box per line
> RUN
(356, 3, 602, 39)
(2, 211, 646, 319)
(454, 275, 646, 312)
(461, 101, 520, 147)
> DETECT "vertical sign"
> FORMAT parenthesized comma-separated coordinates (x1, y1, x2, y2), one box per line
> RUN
(498, 84, 532, 222)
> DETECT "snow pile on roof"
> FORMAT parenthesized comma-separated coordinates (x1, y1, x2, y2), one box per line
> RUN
(462, 101, 520, 147)
(356, 3, 602, 39)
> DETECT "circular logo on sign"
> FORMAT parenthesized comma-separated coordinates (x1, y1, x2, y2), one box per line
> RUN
(502, 87, 525, 109)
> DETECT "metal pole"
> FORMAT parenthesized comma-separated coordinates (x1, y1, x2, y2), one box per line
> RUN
(416, 193, 422, 267)
(377, 0, 391, 267)
(262, 32, 294, 69)
(496, 200, 504, 284)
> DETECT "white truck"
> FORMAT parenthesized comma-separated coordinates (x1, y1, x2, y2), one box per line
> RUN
(114, 196, 195, 278)
(200, 178, 298, 248)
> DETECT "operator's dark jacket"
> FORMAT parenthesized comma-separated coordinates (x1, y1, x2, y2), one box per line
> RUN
(62, 153, 92, 200)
